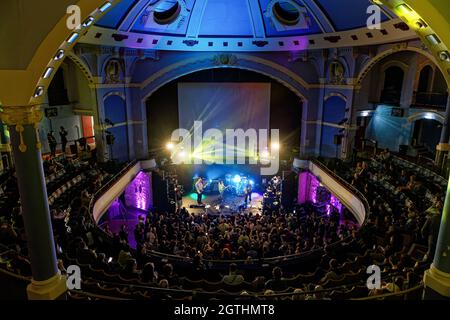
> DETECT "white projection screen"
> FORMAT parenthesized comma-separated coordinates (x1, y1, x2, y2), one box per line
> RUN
(178, 82, 271, 161)
(178, 82, 271, 133)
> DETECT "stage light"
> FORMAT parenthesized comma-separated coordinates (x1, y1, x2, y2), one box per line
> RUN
(233, 175, 241, 183)
(99, 2, 112, 12)
(249, 180, 254, 185)
(54, 49, 65, 60)
(261, 150, 270, 158)
(424, 112, 434, 120)
(396, 4, 412, 16)
(414, 19, 427, 29)
(82, 16, 95, 28)
(34, 86, 45, 98)
(43, 67, 54, 79)
(271, 142, 280, 150)
(66, 32, 79, 44)
(426, 34, 441, 46)
(439, 51, 450, 62)
(166, 142, 174, 150)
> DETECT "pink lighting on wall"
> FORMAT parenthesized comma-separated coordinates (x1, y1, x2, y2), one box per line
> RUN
(124, 171, 152, 211)
(298, 171, 343, 214)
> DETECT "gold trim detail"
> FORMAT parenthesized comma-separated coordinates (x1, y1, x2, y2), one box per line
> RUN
(1, 106, 43, 126)
(1, 106, 44, 152)
(436, 143, 450, 151)
(15, 125, 27, 153)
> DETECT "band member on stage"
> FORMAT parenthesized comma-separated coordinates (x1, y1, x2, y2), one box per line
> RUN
(195, 177, 205, 205)
(244, 182, 252, 205)
(218, 180, 226, 202)
(174, 185, 183, 211)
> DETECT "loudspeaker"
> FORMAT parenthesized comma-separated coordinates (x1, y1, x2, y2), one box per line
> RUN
(281, 171, 297, 212)
(152, 173, 170, 212)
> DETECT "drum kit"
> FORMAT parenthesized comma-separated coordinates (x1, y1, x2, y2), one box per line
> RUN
(224, 174, 251, 196)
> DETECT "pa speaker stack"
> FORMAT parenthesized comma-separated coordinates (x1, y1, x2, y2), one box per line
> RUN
(152, 173, 171, 212)
(281, 170, 297, 212)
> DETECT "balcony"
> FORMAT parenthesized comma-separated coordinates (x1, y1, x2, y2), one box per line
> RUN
(412, 92, 448, 109)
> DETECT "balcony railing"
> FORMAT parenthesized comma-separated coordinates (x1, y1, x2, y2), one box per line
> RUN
(413, 92, 448, 109)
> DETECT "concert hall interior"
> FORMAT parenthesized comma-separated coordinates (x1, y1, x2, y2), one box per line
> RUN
(1, 0, 450, 302)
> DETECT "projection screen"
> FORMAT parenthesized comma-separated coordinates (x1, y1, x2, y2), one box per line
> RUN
(177, 83, 271, 163)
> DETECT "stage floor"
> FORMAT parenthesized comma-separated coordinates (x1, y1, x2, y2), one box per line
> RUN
(182, 192, 264, 216)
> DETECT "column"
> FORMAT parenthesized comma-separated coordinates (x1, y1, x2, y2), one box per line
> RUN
(423, 174, 450, 299)
(1, 106, 66, 300)
(435, 94, 450, 168)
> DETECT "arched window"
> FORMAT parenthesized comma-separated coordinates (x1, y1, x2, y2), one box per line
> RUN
(381, 66, 404, 105)
(417, 65, 433, 93)
(48, 68, 69, 106)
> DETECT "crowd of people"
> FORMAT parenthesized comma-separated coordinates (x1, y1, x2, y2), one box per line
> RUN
(0, 147, 445, 300)
(122, 204, 346, 262)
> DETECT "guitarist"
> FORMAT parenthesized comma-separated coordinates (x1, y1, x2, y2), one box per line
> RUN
(218, 180, 227, 202)
(195, 177, 206, 205)
(244, 182, 252, 205)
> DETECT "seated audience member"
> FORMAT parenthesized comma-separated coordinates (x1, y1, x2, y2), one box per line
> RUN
(292, 288, 305, 301)
(120, 258, 140, 280)
(306, 285, 331, 300)
(76, 240, 97, 265)
(265, 267, 286, 291)
(140, 262, 158, 284)
(379, 148, 391, 161)
(222, 263, 245, 286)
(320, 259, 340, 283)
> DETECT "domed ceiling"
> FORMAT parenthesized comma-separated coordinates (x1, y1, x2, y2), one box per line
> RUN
(79, 0, 417, 51)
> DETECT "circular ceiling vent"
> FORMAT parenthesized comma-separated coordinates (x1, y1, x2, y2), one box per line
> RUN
(272, 1, 301, 26)
(153, 0, 181, 25)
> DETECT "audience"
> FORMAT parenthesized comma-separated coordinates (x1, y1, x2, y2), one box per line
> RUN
(0, 149, 443, 301)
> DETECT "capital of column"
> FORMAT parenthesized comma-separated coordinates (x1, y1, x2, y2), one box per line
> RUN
(436, 143, 450, 152)
(0, 105, 43, 126)
(0, 105, 43, 152)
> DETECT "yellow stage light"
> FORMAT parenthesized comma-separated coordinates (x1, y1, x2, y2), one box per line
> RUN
(166, 142, 175, 150)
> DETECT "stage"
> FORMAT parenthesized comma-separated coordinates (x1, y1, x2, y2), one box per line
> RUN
(181, 191, 264, 216)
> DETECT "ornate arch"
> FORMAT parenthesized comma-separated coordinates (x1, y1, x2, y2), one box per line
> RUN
(380, 60, 409, 73)
(66, 52, 95, 85)
(103, 91, 126, 101)
(324, 92, 347, 102)
(140, 54, 310, 103)
(407, 111, 444, 124)
(355, 46, 448, 87)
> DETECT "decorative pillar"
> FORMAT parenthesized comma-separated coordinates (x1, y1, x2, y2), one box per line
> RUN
(1, 106, 66, 300)
(423, 174, 450, 299)
(435, 95, 450, 168)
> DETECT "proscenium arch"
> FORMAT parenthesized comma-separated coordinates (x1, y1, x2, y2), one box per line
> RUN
(140, 59, 309, 103)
